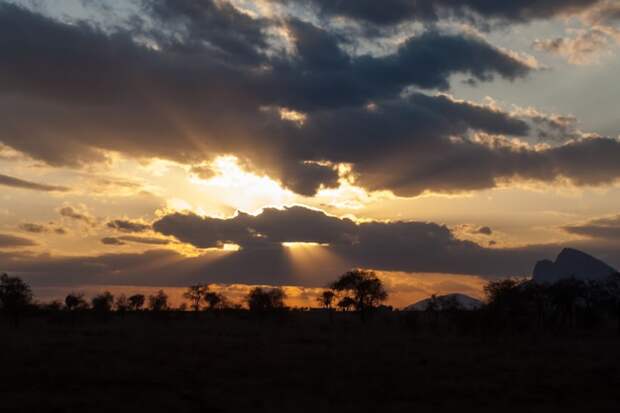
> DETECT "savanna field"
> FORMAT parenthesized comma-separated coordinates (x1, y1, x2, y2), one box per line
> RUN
(2, 310, 620, 413)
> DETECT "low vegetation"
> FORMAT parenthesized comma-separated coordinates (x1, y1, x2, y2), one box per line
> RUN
(1, 271, 620, 411)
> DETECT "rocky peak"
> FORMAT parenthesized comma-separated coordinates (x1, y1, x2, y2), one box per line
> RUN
(533, 248, 616, 283)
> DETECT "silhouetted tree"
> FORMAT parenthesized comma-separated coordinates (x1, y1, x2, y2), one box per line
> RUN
(204, 291, 226, 310)
(148, 290, 169, 312)
(92, 291, 114, 319)
(246, 287, 286, 313)
(337, 296, 355, 312)
(484, 278, 534, 332)
(115, 294, 130, 313)
(0, 273, 33, 326)
(548, 277, 584, 328)
(317, 289, 336, 322)
(522, 281, 550, 330)
(606, 273, 620, 333)
(317, 290, 336, 309)
(183, 284, 210, 311)
(65, 293, 88, 311)
(330, 269, 388, 320)
(128, 294, 145, 311)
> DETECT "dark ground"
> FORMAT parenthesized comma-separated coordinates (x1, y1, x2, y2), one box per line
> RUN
(1, 311, 619, 412)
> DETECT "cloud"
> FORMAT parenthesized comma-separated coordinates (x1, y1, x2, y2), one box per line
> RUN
(476, 226, 493, 235)
(0, 173, 69, 192)
(354, 135, 620, 196)
(1, 204, 619, 286)
(143, 0, 270, 66)
(0, 233, 37, 248)
(154, 205, 357, 248)
(531, 0, 620, 65)
(101, 236, 171, 246)
(533, 28, 613, 64)
(151, 205, 578, 280)
(19, 223, 66, 235)
(564, 215, 620, 240)
(19, 223, 48, 234)
(0, 2, 618, 198)
(585, 0, 620, 26)
(107, 219, 151, 233)
(0, 3, 539, 196)
(273, 0, 603, 27)
(1, 231, 617, 288)
(58, 206, 95, 226)
(101, 237, 126, 246)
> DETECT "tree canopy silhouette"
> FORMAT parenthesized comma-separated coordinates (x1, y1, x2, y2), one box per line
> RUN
(92, 291, 114, 313)
(317, 290, 336, 310)
(128, 294, 145, 311)
(115, 294, 130, 313)
(204, 291, 227, 310)
(330, 269, 388, 319)
(183, 284, 210, 311)
(337, 296, 356, 312)
(65, 293, 88, 311)
(246, 287, 286, 313)
(0, 273, 33, 325)
(148, 290, 169, 312)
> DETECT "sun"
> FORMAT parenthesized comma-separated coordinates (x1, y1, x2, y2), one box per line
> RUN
(189, 156, 296, 213)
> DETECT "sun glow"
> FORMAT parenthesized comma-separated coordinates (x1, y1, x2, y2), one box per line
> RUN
(189, 156, 295, 213)
(283, 242, 349, 283)
(282, 242, 328, 248)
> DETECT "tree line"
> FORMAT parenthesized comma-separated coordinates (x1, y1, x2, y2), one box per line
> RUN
(0, 269, 388, 323)
(2, 269, 620, 334)
(481, 273, 620, 333)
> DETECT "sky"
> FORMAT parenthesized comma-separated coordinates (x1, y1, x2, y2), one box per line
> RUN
(1, 0, 620, 307)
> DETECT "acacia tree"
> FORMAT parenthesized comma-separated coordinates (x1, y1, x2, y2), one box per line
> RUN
(92, 291, 114, 313)
(337, 296, 355, 312)
(204, 291, 227, 310)
(317, 290, 336, 310)
(115, 294, 130, 313)
(183, 284, 210, 311)
(548, 278, 585, 328)
(316, 289, 336, 322)
(0, 273, 33, 326)
(65, 293, 88, 311)
(148, 290, 169, 312)
(330, 269, 388, 320)
(128, 294, 145, 311)
(246, 287, 286, 313)
(605, 273, 620, 334)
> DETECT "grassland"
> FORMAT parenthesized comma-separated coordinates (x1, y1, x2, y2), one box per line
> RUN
(1, 311, 619, 412)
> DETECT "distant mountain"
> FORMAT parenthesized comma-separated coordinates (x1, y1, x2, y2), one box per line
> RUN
(533, 248, 617, 284)
(404, 293, 483, 311)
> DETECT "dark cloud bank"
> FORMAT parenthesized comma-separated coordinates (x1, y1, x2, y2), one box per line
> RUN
(275, 0, 603, 27)
(0, 233, 37, 248)
(107, 219, 151, 233)
(1, 1, 619, 196)
(3, 206, 618, 288)
(564, 215, 620, 241)
(0, 173, 69, 192)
